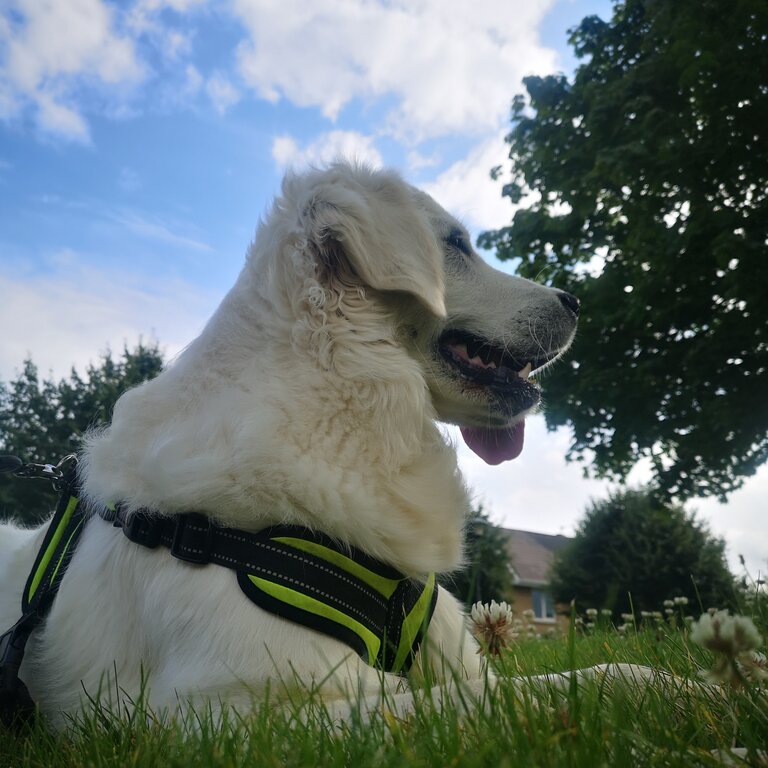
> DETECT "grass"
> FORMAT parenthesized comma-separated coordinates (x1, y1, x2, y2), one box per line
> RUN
(2, 601, 766, 767)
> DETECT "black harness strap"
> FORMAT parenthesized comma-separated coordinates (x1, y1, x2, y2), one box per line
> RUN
(101, 505, 437, 674)
(0, 460, 85, 730)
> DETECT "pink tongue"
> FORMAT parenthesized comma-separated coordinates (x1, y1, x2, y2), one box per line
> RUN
(460, 421, 525, 465)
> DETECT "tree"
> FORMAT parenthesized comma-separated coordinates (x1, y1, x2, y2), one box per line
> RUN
(0, 342, 164, 524)
(441, 507, 515, 608)
(549, 487, 735, 617)
(479, 0, 768, 500)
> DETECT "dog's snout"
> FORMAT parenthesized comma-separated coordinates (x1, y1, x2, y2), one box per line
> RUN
(557, 291, 580, 317)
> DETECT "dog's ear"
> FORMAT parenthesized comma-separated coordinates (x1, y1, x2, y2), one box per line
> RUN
(306, 169, 446, 317)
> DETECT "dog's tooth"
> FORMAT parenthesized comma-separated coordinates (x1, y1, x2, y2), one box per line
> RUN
(518, 363, 533, 379)
(467, 355, 497, 370)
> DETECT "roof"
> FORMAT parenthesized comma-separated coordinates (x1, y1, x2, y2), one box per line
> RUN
(501, 528, 571, 588)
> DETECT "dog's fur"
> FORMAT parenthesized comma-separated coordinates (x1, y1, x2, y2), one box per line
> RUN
(0, 163, 581, 727)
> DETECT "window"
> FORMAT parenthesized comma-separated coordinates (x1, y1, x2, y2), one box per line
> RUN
(531, 589, 555, 620)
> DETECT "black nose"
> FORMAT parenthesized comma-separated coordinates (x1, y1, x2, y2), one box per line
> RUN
(558, 291, 580, 317)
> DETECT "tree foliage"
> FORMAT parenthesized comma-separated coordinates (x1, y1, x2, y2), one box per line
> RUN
(441, 507, 515, 608)
(479, 0, 768, 500)
(549, 487, 735, 617)
(0, 342, 164, 524)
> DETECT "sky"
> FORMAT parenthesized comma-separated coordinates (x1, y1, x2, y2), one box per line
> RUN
(0, 0, 765, 581)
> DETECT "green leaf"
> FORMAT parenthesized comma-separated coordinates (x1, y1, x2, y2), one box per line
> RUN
(481, 0, 768, 501)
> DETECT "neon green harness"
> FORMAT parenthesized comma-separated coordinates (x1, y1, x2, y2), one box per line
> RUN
(1, 467, 438, 727)
(0, 458, 86, 728)
(99, 505, 438, 675)
(236, 530, 437, 673)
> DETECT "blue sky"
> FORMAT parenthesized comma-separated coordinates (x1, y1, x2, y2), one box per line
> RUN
(1, 0, 765, 579)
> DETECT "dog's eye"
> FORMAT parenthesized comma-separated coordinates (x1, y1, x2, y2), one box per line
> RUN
(446, 229, 472, 258)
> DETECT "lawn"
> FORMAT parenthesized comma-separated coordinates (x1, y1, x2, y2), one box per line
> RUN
(2, 598, 766, 767)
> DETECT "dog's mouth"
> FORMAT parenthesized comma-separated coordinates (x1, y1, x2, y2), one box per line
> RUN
(437, 329, 562, 465)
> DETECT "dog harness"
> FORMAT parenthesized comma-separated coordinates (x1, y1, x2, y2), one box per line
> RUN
(0, 456, 437, 728)
(0, 455, 86, 728)
(98, 506, 438, 675)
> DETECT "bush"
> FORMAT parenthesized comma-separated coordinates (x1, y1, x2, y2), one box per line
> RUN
(550, 487, 735, 618)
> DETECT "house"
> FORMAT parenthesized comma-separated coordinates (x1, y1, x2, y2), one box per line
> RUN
(501, 528, 571, 632)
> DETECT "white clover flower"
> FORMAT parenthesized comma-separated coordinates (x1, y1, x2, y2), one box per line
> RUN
(674, 596, 689, 606)
(600, 608, 612, 617)
(664, 608, 674, 616)
(522, 608, 535, 621)
(470, 599, 512, 625)
(690, 610, 763, 656)
(640, 611, 652, 619)
(585, 608, 598, 618)
(737, 651, 768, 685)
(621, 613, 634, 623)
(690, 610, 765, 687)
(470, 600, 515, 656)
(663, 599, 675, 608)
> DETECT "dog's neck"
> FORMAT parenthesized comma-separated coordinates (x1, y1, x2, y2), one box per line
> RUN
(82, 266, 468, 576)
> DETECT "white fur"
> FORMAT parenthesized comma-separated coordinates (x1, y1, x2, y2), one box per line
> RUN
(0, 163, 582, 728)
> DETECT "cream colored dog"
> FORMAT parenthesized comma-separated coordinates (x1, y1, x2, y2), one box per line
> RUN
(0, 163, 584, 728)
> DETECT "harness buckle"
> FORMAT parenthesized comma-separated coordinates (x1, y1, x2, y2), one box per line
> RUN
(170, 513, 213, 565)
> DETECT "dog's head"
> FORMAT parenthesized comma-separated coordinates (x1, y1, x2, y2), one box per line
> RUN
(255, 162, 578, 465)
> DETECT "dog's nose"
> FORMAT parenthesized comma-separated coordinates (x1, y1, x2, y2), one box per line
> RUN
(557, 291, 580, 317)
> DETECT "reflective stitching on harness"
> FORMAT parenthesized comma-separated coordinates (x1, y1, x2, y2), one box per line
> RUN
(246, 565, 384, 632)
(107, 510, 436, 675)
(161, 525, 390, 612)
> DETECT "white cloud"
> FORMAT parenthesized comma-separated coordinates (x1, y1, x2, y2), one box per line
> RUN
(118, 167, 141, 193)
(32, 90, 91, 141)
(271, 136, 300, 167)
(0, 0, 562, 145)
(272, 130, 383, 171)
(206, 72, 240, 114)
(25, 193, 214, 252)
(233, 0, 559, 142)
(0, 252, 219, 381)
(134, 0, 208, 12)
(181, 64, 204, 96)
(107, 208, 213, 251)
(127, 0, 206, 38)
(0, 0, 144, 141)
(693, 466, 768, 580)
(406, 148, 441, 172)
(420, 133, 513, 233)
